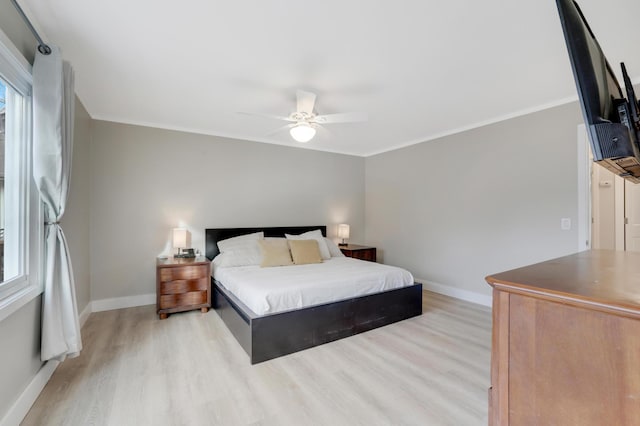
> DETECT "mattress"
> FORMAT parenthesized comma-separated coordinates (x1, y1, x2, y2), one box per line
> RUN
(212, 257, 415, 316)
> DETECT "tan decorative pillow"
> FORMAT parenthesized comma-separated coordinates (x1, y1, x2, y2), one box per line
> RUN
(288, 239, 323, 265)
(258, 238, 293, 267)
(285, 229, 331, 260)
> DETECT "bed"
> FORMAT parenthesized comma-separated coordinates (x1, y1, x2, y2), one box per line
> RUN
(206, 226, 423, 364)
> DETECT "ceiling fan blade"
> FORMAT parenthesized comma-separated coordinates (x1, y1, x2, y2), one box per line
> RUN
(238, 111, 295, 122)
(314, 112, 368, 124)
(315, 124, 333, 138)
(296, 90, 316, 115)
(266, 123, 295, 136)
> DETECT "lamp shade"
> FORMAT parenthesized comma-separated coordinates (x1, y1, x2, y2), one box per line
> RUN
(337, 224, 350, 239)
(290, 123, 316, 143)
(172, 228, 188, 249)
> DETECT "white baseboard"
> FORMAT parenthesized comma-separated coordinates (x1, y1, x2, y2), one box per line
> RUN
(418, 278, 492, 307)
(78, 303, 91, 328)
(0, 360, 59, 426)
(91, 293, 155, 313)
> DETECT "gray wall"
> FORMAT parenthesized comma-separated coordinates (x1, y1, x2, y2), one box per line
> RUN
(62, 98, 92, 312)
(0, 4, 92, 420)
(90, 121, 365, 301)
(365, 101, 584, 300)
(0, 297, 42, 421)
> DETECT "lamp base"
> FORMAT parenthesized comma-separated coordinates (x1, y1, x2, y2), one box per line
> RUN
(338, 243, 348, 247)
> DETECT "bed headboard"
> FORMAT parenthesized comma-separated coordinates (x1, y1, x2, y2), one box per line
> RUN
(205, 226, 327, 260)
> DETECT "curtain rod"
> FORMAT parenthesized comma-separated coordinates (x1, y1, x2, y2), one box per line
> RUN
(10, 0, 51, 55)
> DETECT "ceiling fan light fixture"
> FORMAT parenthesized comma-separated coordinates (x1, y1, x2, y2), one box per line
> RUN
(290, 122, 316, 143)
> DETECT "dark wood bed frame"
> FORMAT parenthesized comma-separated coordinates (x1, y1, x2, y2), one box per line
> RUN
(206, 226, 423, 364)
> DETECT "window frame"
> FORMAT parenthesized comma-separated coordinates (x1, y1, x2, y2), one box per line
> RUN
(0, 27, 43, 322)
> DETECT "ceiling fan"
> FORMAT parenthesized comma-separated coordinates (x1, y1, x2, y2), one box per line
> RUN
(241, 90, 367, 143)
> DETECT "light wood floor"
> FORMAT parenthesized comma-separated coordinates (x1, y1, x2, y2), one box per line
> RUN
(22, 291, 492, 426)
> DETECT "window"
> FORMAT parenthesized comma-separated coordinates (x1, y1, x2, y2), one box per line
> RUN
(0, 29, 42, 320)
(0, 78, 27, 290)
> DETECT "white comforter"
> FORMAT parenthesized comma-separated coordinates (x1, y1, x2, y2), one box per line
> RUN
(213, 257, 415, 316)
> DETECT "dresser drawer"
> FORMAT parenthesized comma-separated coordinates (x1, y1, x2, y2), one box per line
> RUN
(160, 291, 207, 310)
(160, 277, 208, 295)
(159, 264, 208, 282)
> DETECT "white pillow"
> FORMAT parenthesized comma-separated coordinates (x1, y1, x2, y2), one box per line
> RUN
(212, 252, 237, 269)
(217, 231, 264, 252)
(216, 231, 264, 266)
(285, 229, 331, 260)
(325, 237, 345, 257)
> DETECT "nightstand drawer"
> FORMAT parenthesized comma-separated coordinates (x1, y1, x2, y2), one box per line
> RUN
(349, 249, 376, 262)
(156, 256, 211, 319)
(160, 278, 208, 295)
(160, 291, 207, 309)
(340, 245, 377, 262)
(159, 264, 208, 282)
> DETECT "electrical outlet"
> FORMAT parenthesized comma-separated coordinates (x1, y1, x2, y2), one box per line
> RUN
(561, 218, 571, 231)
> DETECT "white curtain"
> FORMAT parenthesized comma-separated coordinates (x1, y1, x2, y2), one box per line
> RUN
(33, 46, 82, 362)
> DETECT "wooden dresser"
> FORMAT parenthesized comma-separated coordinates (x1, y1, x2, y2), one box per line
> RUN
(156, 256, 211, 319)
(340, 244, 377, 262)
(485, 250, 640, 425)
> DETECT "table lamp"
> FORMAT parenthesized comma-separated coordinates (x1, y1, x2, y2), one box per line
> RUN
(338, 224, 350, 246)
(173, 228, 193, 258)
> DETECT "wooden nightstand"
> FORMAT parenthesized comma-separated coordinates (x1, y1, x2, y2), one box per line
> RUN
(340, 244, 377, 262)
(156, 256, 211, 319)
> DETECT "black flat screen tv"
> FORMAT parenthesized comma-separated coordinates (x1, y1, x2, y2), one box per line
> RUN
(556, 0, 640, 183)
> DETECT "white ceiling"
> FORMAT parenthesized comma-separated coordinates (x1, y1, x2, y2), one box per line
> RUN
(20, 0, 640, 156)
